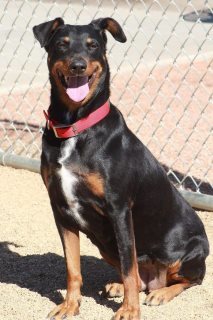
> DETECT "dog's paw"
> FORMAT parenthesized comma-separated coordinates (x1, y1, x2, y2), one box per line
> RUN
(47, 299, 80, 320)
(113, 305, 141, 320)
(104, 282, 124, 298)
(144, 287, 176, 306)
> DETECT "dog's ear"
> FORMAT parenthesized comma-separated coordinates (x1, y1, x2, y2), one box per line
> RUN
(90, 17, 127, 43)
(33, 17, 64, 49)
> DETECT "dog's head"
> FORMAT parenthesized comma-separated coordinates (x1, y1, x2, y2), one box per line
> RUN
(33, 17, 126, 110)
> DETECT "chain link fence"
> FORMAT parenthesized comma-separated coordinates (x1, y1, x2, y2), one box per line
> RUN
(0, 0, 212, 210)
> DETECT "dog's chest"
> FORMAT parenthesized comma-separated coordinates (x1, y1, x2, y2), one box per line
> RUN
(43, 135, 107, 233)
(57, 138, 87, 228)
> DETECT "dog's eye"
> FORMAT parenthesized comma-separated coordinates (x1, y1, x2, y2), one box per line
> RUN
(87, 41, 99, 50)
(56, 41, 68, 51)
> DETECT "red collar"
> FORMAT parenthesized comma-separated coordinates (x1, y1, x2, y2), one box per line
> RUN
(43, 100, 110, 138)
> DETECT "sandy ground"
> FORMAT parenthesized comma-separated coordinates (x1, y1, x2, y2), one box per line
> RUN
(0, 165, 212, 320)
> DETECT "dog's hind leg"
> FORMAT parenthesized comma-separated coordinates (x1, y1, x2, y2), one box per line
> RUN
(145, 258, 205, 306)
(145, 282, 191, 306)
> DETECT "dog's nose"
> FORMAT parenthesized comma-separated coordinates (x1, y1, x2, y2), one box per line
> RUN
(70, 59, 87, 75)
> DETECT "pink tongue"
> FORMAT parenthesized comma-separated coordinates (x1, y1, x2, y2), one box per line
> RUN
(66, 76, 89, 102)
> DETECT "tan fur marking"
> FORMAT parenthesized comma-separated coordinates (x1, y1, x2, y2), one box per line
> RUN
(167, 260, 191, 286)
(167, 260, 182, 283)
(63, 37, 70, 43)
(81, 60, 103, 105)
(51, 60, 79, 111)
(114, 213, 140, 319)
(118, 264, 140, 318)
(48, 228, 82, 318)
(85, 172, 104, 197)
(50, 59, 103, 111)
(86, 38, 93, 44)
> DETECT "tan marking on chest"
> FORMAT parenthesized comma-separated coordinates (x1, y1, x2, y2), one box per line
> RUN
(84, 173, 104, 197)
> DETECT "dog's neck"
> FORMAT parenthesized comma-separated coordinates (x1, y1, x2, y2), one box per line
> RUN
(48, 72, 110, 126)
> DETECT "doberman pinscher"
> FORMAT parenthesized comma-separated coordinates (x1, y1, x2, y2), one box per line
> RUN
(33, 17, 209, 320)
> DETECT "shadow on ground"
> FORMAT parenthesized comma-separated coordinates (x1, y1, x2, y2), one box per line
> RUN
(0, 241, 120, 311)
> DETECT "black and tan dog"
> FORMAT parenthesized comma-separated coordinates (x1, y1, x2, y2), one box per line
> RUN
(33, 17, 209, 320)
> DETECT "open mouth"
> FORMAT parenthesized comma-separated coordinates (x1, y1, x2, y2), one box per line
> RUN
(57, 71, 97, 102)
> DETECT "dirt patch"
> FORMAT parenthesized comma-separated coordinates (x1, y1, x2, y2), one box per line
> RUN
(0, 166, 212, 320)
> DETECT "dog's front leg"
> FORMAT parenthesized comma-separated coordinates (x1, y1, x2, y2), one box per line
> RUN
(48, 226, 82, 320)
(110, 206, 141, 320)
